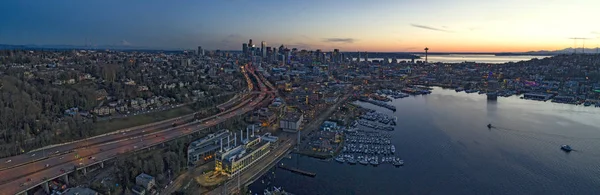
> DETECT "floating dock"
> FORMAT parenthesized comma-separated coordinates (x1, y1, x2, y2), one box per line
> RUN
(277, 165, 316, 177)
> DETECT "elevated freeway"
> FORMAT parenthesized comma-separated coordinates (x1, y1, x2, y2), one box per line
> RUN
(0, 64, 273, 195)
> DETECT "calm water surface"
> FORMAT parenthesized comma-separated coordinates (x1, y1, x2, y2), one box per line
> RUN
(249, 87, 600, 195)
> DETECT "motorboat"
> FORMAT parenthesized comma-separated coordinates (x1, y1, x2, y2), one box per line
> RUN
(347, 158, 356, 165)
(369, 156, 379, 166)
(359, 158, 369, 165)
(560, 145, 573, 152)
(393, 158, 404, 166)
(335, 156, 345, 163)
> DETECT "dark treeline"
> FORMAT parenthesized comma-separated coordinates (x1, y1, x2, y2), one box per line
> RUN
(0, 51, 239, 157)
(97, 116, 246, 194)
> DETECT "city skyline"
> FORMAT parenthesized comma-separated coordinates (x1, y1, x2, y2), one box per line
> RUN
(1, 0, 600, 52)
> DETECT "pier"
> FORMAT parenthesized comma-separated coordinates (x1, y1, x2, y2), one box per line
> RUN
(277, 165, 316, 177)
(357, 98, 396, 111)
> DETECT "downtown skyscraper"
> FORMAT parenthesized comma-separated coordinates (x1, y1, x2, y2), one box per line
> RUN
(261, 41, 267, 59)
(242, 43, 248, 57)
(197, 46, 204, 56)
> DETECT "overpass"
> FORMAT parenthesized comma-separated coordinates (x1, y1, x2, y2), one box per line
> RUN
(0, 65, 274, 195)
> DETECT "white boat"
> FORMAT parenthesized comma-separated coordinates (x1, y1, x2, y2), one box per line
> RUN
(369, 156, 379, 166)
(393, 158, 404, 166)
(347, 158, 356, 164)
(391, 145, 395, 154)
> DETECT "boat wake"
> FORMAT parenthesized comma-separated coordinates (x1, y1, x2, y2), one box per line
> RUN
(490, 125, 600, 141)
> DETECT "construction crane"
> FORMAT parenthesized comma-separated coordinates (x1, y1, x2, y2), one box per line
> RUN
(568, 37, 590, 54)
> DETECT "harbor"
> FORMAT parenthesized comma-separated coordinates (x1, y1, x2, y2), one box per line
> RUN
(276, 165, 317, 177)
(250, 87, 600, 195)
(357, 97, 397, 111)
(336, 130, 404, 167)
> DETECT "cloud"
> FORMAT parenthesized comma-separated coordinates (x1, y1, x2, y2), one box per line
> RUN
(322, 38, 356, 43)
(592, 31, 600, 35)
(221, 34, 243, 43)
(287, 42, 316, 49)
(410, 24, 452, 32)
(300, 35, 313, 40)
(468, 27, 482, 31)
(121, 40, 131, 46)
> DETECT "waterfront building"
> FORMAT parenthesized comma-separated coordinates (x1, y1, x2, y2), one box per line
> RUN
(523, 93, 553, 101)
(187, 129, 230, 165)
(214, 133, 278, 178)
(321, 121, 338, 131)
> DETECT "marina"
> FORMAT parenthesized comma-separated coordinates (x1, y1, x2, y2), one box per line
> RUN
(337, 130, 404, 167)
(354, 110, 397, 131)
(355, 120, 395, 131)
(452, 87, 600, 107)
(250, 87, 600, 195)
(359, 110, 397, 126)
(378, 89, 410, 99)
(357, 97, 397, 111)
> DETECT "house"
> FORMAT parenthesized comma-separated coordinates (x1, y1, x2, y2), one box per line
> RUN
(95, 89, 108, 100)
(136, 173, 155, 191)
(64, 107, 79, 116)
(132, 185, 146, 195)
(138, 85, 149, 91)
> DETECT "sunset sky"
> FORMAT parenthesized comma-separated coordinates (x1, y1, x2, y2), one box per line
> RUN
(1, 0, 599, 52)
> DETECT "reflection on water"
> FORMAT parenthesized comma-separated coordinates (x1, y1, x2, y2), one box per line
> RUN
(352, 55, 552, 64)
(249, 87, 600, 195)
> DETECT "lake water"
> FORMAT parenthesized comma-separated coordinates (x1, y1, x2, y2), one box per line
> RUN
(353, 54, 552, 64)
(249, 87, 600, 195)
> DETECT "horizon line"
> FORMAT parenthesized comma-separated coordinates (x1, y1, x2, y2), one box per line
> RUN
(1, 43, 599, 54)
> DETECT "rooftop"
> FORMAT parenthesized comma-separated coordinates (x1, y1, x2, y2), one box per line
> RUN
(136, 173, 154, 181)
(63, 187, 98, 195)
(282, 112, 302, 121)
(189, 129, 229, 148)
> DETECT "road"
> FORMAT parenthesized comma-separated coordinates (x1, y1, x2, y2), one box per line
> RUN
(206, 92, 352, 195)
(0, 64, 274, 195)
(208, 138, 294, 195)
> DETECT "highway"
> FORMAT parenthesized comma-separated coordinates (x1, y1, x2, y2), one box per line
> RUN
(0, 92, 253, 172)
(207, 90, 351, 195)
(0, 64, 274, 195)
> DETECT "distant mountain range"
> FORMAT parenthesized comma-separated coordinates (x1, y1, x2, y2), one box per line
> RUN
(497, 48, 600, 56)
